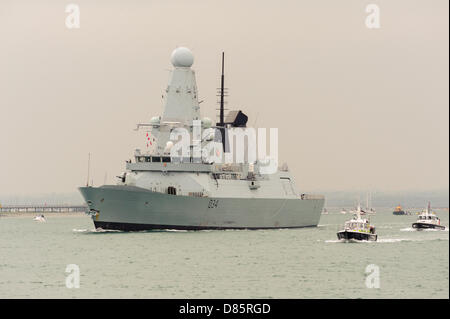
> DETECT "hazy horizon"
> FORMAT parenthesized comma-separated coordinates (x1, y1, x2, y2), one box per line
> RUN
(1, 189, 448, 208)
(1, 0, 448, 195)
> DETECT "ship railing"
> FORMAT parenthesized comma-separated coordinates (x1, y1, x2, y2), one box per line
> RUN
(299, 194, 325, 200)
(212, 163, 243, 172)
(0, 205, 88, 213)
(338, 223, 371, 233)
(188, 192, 206, 197)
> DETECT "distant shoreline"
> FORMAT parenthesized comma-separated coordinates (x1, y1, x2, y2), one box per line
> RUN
(0, 212, 86, 218)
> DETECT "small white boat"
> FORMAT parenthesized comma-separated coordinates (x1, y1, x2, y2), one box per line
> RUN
(337, 205, 377, 241)
(340, 209, 347, 214)
(322, 208, 329, 215)
(33, 214, 46, 222)
(412, 203, 445, 230)
(350, 206, 367, 215)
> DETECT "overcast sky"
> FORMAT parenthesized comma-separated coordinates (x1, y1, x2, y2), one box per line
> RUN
(0, 0, 448, 195)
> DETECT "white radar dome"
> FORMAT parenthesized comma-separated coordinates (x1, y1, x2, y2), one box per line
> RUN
(171, 47, 194, 67)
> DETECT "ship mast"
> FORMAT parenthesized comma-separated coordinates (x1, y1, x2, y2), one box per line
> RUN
(86, 152, 90, 187)
(216, 52, 229, 152)
(218, 52, 225, 126)
(220, 52, 225, 125)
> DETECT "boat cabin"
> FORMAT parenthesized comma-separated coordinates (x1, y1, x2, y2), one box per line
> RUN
(417, 214, 439, 221)
(344, 220, 370, 231)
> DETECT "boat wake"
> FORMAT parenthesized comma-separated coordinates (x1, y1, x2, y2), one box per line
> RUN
(72, 228, 124, 234)
(325, 239, 380, 243)
(377, 238, 411, 243)
(325, 237, 448, 244)
(401, 227, 448, 232)
(324, 238, 408, 243)
(72, 228, 194, 234)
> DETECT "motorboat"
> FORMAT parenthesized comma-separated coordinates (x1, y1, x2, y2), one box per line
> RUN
(412, 203, 445, 230)
(393, 205, 408, 215)
(33, 214, 46, 222)
(337, 205, 377, 241)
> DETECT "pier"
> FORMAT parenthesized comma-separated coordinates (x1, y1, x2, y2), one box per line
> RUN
(0, 205, 87, 213)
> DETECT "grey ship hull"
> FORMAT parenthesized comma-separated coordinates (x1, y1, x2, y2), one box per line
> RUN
(337, 230, 377, 241)
(79, 185, 324, 231)
(412, 222, 445, 230)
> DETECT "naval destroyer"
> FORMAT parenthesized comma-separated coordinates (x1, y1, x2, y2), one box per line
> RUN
(79, 47, 324, 230)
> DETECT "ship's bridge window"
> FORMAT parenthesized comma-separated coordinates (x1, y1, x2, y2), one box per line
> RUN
(162, 157, 171, 163)
(137, 156, 145, 162)
(152, 157, 161, 162)
(145, 157, 151, 162)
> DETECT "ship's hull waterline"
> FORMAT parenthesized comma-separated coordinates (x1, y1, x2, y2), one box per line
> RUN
(336, 230, 377, 242)
(79, 186, 324, 231)
(412, 222, 445, 230)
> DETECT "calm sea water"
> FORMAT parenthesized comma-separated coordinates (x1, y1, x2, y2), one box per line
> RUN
(0, 208, 448, 298)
